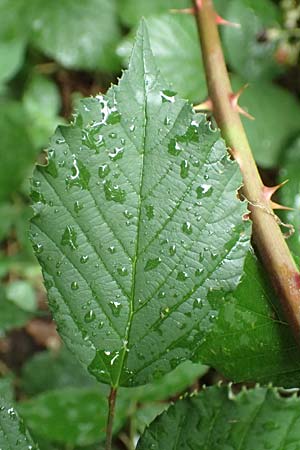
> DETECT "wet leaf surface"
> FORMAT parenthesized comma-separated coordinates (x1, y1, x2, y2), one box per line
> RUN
(0, 397, 39, 450)
(137, 385, 300, 450)
(31, 22, 250, 387)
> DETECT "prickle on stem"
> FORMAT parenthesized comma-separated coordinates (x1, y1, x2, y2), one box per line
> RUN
(170, 2, 240, 28)
(262, 180, 293, 211)
(215, 15, 241, 28)
(229, 85, 255, 120)
(169, 7, 195, 14)
(194, 98, 213, 112)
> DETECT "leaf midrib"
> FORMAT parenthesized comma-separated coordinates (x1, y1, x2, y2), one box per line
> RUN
(114, 31, 149, 388)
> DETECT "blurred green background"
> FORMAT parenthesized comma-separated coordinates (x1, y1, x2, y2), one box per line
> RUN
(0, 0, 300, 449)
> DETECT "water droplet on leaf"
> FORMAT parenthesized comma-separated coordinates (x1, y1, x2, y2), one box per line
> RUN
(98, 164, 110, 179)
(180, 160, 189, 178)
(144, 257, 162, 272)
(182, 221, 192, 235)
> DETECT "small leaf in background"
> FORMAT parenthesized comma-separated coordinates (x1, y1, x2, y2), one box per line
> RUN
(18, 387, 128, 447)
(118, 0, 190, 27)
(0, 286, 32, 336)
(21, 347, 97, 396)
(222, 0, 281, 81)
(0, 203, 18, 241)
(0, 0, 28, 40)
(279, 136, 300, 258)
(30, 21, 250, 387)
(0, 39, 25, 83)
(23, 75, 63, 149)
(130, 361, 208, 403)
(231, 75, 300, 168)
(26, 0, 121, 72)
(0, 396, 39, 450)
(5, 280, 37, 312)
(137, 385, 300, 450)
(0, 102, 36, 201)
(0, 0, 28, 83)
(198, 251, 300, 388)
(117, 14, 207, 102)
(0, 376, 14, 403)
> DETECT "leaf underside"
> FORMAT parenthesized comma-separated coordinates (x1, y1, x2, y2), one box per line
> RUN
(30, 21, 250, 387)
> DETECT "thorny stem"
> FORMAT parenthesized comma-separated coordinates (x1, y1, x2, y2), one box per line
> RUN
(193, 0, 300, 339)
(105, 387, 117, 450)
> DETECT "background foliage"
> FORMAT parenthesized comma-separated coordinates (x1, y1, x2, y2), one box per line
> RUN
(1, 0, 300, 448)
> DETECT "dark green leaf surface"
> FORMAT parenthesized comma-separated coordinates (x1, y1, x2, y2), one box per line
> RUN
(231, 76, 300, 168)
(0, 102, 35, 201)
(0, 39, 25, 83)
(223, 0, 281, 81)
(279, 137, 300, 258)
(31, 22, 250, 387)
(0, 377, 14, 404)
(135, 403, 169, 436)
(18, 387, 128, 446)
(199, 251, 300, 387)
(26, 0, 120, 71)
(21, 347, 97, 396)
(0, 0, 27, 83)
(117, 14, 207, 102)
(0, 286, 31, 336)
(137, 385, 300, 450)
(0, 397, 39, 450)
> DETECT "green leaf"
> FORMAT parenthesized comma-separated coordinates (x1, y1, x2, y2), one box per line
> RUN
(0, 0, 28, 40)
(118, 0, 190, 27)
(0, 203, 18, 241)
(0, 286, 31, 336)
(21, 347, 97, 396)
(0, 39, 25, 83)
(117, 14, 207, 102)
(131, 361, 208, 403)
(0, 376, 14, 404)
(26, 0, 120, 72)
(23, 75, 63, 149)
(198, 251, 300, 387)
(222, 0, 281, 81)
(30, 21, 250, 388)
(6, 280, 37, 312)
(0, 0, 27, 83)
(18, 387, 128, 447)
(0, 397, 39, 450)
(0, 101, 36, 201)
(231, 76, 300, 168)
(135, 403, 169, 436)
(279, 136, 300, 258)
(137, 385, 300, 450)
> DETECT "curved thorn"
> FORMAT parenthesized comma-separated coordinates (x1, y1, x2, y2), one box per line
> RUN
(215, 14, 241, 28)
(263, 180, 289, 202)
(169, 7, 195, 14)
(229, 85, 255, 120)
(270, 201, 294, 211)
(235, 105, 255, 120)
